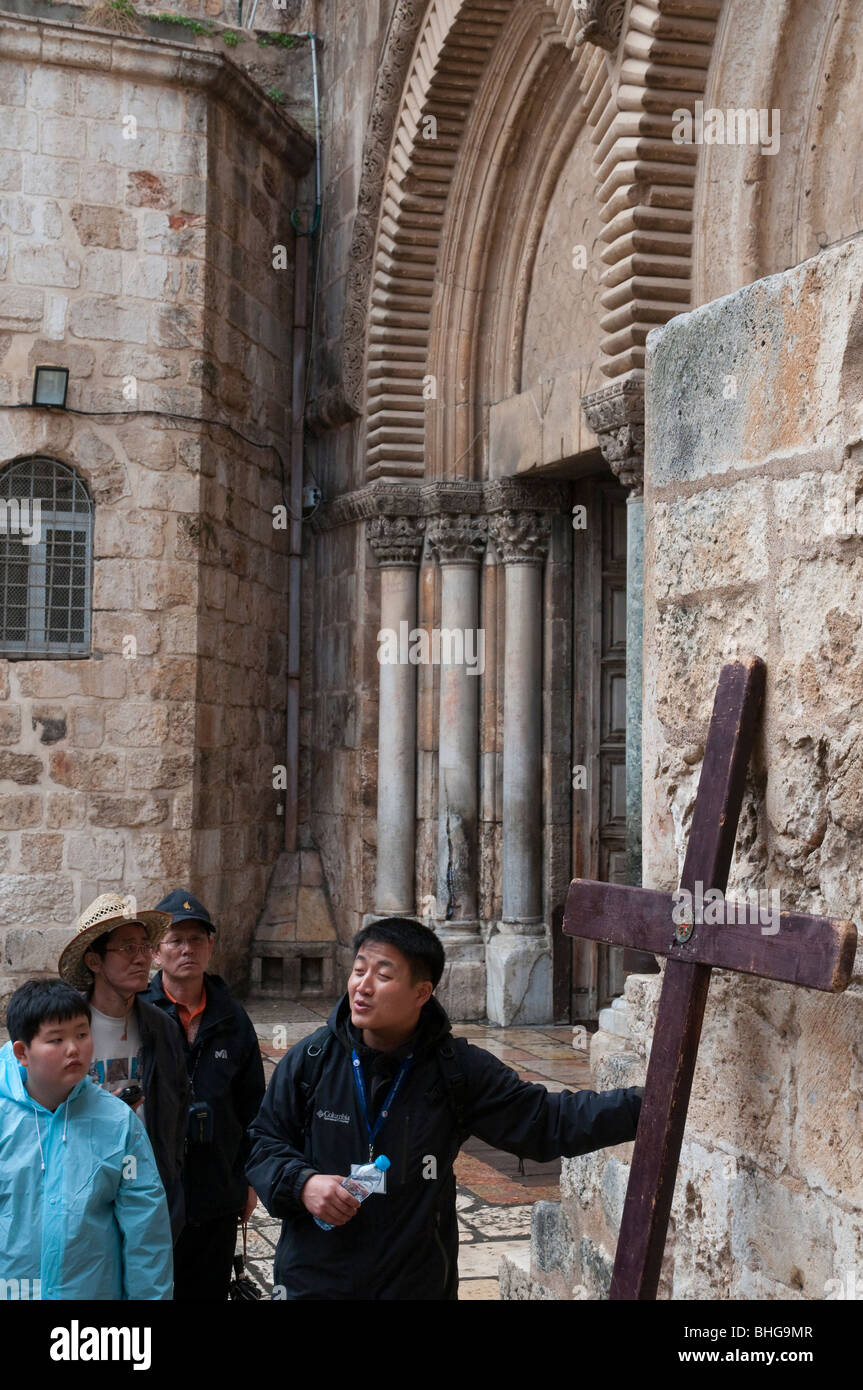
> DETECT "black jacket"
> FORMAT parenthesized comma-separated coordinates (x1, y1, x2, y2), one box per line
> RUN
(246, 995, 642, 1300)
(135, 995, 190, 1241)
(141, 971, 266, 1224)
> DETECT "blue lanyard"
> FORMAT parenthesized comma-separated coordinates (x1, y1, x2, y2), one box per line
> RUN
(351, 1050, 414, 1161)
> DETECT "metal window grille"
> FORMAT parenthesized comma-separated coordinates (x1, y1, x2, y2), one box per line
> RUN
(0, 457, 93, 657)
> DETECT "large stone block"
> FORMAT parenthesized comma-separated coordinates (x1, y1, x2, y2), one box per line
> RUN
(4, 926, 76, 970)
(646, 237, 863, 487)
(13, 246, 80, 288)
(69, 296, 148, 344)
(66, 831, 125, 880)
(19, 833, 63, 872)
(0, 707, 21, 744)
(22, 155, 79, 199)
(0, 286, 43, 330)
(70, 203, 137, 251)
(486, 932, 552, 1025)
(0, 793, 41, 828)
(87, 794, 169, 828)
(0, 109, 37, 153)
(0, 875, 74, 926)
(0, 752, 41, 785)
(652, 482, 769, 600)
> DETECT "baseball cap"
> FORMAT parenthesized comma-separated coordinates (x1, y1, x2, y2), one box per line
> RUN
(154, 889, 215, 936)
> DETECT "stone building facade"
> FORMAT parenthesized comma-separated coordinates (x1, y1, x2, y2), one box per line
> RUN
(0, 7, 315, 997)
(2, 0, 863, 1299)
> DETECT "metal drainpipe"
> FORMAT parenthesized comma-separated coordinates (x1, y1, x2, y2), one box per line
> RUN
(285, 236, 307, 854)
(285, 26, 321, 853)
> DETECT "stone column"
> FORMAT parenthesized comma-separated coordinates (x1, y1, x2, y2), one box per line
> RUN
(368, 514, 425, 915)
(426, 513, 487, 1020)
(486, 510, 552, 1025)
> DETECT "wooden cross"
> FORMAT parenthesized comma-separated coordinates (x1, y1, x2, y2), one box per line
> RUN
(563, 657, 857, 1300)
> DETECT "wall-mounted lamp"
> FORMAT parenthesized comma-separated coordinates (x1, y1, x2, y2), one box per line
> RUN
(32, 366, 69, 408)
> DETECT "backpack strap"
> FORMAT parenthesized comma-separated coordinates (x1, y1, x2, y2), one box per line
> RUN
(435, 1038, 469, 1140)
(296, 1025, 333, 1141)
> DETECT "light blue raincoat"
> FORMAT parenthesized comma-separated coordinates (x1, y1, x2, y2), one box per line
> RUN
(0, 1040, 173, 1299)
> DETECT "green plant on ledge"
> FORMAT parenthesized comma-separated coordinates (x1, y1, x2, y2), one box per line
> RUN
(154, 11, 217, 34)
(150, 13, 246, 42)
(265, 86, 287, 105)
(257, 32, 300, 49)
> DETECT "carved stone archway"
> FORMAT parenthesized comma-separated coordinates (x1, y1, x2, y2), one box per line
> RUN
(339, 0, 725, 481)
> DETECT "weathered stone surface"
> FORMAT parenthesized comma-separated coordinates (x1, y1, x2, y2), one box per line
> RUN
(4, 926, 76, 969)
(87, 794, 169, 828)
(66, 831, 125, 880)
(0, 709, 22, 745)
(296, 885, 336, 940)
(0, 875, 74, 926)
(19, 834, 63, 873)
(486, 933, 552, 1026)
(0, 794, 41, 829)
(48, 751, 124, 791)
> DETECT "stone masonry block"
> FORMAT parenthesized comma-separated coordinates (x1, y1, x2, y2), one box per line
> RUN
(0, 876, 74, 926)
(13, 246, 80, 289)
(647, 236, 863, 486)
(69, 296, 148, 344)
(19, 833, 64, 873)
(0, 793, 41, 828)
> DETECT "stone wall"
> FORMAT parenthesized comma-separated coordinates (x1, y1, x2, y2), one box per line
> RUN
(300, 0, 398, 958)
(0, 18, 312, 999)
(503, 235, 863, 1299)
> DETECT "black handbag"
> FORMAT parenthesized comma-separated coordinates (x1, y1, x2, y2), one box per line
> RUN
(228, 1224, 263, 1301)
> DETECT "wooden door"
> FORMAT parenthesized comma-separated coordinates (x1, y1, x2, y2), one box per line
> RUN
(569, 475, 628, 1021)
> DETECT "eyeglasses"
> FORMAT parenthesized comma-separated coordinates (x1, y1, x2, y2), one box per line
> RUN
(104, 944, 155, 958)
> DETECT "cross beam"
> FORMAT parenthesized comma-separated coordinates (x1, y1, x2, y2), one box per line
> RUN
(563, 658, 857, 1300)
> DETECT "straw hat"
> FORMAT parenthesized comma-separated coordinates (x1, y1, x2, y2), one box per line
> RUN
(58, 892, 172, 992)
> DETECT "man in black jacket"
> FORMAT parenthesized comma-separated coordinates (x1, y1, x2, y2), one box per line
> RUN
(247, 917, 643, 1301)
(141, 890, 266, 1302)
(58, 892, 190, 1242)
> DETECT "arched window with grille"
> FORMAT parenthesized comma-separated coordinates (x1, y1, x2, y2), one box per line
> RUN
(0, 458, 93, 657)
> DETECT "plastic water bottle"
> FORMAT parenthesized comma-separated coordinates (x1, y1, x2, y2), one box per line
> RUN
(314, 1155, 391, 1231)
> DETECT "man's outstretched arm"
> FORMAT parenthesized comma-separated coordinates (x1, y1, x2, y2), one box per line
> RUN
(462, 1041, 642, 1161)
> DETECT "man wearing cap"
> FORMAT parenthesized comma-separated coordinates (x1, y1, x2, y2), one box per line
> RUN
(58, 893, 190, 1242)
(141, 890, 265, 1302)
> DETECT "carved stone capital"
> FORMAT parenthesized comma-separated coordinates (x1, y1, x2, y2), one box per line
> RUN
(573, 0, 627, 53)
(367, 513, 426, 568)
(420, 480, 485, 516)
(426, 514, 487, 566)
(581, 373, 645, 496)
(488, 512, 551, 567)
(484, 478, 569, 516)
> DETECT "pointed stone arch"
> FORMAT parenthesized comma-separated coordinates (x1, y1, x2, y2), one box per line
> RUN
(342, 0, 725, 479)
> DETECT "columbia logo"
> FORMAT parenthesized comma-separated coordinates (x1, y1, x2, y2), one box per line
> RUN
(316, 1109, 350, 1124)
(214, 1049, 228, 1059)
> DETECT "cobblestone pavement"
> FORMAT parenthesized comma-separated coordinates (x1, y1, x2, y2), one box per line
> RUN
(239, 999, 592, 1301)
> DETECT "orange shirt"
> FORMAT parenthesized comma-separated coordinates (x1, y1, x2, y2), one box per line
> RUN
(164, 981, 207, 1044)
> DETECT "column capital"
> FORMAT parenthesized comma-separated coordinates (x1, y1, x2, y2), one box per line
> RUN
(367, 513, 425, 567)
(581, 371, 645, 497)
(488, 511, 551, 566)
(426, 514, 487, 566)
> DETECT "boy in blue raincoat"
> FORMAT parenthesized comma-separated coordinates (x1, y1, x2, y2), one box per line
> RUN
(0, 977, 173, 1300)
